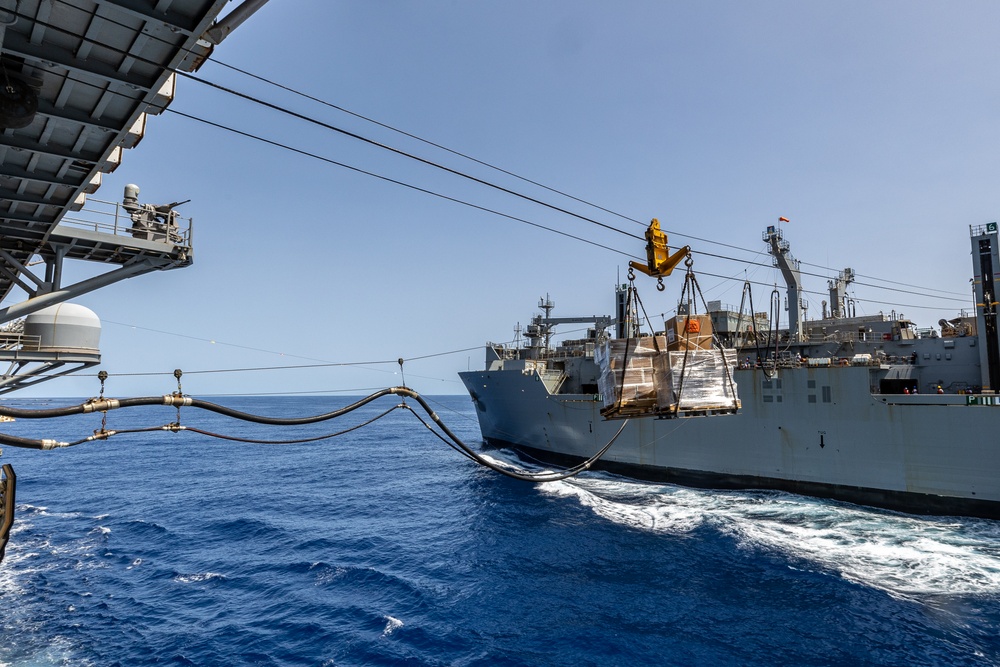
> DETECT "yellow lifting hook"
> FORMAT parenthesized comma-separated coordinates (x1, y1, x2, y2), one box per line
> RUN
(628, 218, 691, 280)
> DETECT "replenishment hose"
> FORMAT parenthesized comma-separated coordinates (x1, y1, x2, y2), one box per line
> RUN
(0, 387, 627, 483)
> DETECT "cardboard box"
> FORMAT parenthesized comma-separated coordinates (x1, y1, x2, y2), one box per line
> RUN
(664, 314, 713, 351)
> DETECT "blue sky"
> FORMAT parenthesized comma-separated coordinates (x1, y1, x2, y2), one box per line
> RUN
(35, 1, 1000, 397)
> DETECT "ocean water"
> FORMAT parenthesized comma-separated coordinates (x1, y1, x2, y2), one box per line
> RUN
(1, 394, 999, 666)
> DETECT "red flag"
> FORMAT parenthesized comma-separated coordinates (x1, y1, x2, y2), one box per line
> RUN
(778, 216, 790, 222)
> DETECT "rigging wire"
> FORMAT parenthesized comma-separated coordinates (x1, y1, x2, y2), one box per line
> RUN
(15, 261, 954, 389)
(198, 56, 969, 299)
(3, 5, 635, 256)
(169, 103, 969, 309)
(167, 101, 973, 307)
(167, 108, 641, 260)
(27, 0, 966, 300)
(102, 318, 349, 365)
(176, 70, 972, 304)
(176, 72, 643, 243)
(206, 59, 650, 231)
(7, 4, 975, 305)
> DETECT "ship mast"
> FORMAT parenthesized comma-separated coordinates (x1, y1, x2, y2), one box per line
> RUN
(827, 268, 856, 319)
(972, 222, 1000, 391)
(523, 295, 555, 358)
(539, 295, 555, 350)
(763, 223, 803, 342)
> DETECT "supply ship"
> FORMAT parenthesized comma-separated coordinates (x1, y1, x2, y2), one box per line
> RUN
(461, 223, 1000, 518)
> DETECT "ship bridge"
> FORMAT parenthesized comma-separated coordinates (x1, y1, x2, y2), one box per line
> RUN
(0, 0, 267, 391)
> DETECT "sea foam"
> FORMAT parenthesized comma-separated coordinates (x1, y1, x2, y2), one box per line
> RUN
(540, 472, 1000, 599)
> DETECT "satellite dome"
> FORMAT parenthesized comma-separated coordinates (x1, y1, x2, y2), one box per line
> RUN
(24, 303, 101, 352)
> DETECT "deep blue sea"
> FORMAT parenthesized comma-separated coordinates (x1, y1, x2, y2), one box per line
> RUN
(1, 394, 1000, 666)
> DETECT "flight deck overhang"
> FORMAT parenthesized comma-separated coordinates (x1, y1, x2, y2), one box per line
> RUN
(0, 0, 232, 309)
(0, 0, 269, 395)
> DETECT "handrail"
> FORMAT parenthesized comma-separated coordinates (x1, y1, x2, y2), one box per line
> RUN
(58, 199, 193, 248)
(0, 332, 41, 350)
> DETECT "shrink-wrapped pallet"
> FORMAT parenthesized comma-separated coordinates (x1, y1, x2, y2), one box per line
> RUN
(653, 348, 739, 411)
(596, 336, 665, 414)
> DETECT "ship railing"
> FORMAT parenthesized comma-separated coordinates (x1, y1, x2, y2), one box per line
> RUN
(883, 354, 918, 365)
(706, 301, 740, 313)
(487, 343, 521, 360)
(804, 331, 866, 344)
(0, 332, 41, 351)
(59, 197, 193, 248)
(545, 342, 594, 359)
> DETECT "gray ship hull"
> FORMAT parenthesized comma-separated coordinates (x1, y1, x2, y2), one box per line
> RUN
(460, 365, 1000, 518)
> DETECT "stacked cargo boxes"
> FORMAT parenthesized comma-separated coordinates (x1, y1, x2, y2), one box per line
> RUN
(596, 336, 665, 417)
(597, 311, 739, 417)
(653, 348, 740, 413)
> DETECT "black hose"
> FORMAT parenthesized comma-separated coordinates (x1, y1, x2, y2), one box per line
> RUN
(180, 404, 402, 444)
(0, 390, 399, 423)
(397, 398, 629, 482)
(0, 388, 628, 483)
(0, 431, 65, 450)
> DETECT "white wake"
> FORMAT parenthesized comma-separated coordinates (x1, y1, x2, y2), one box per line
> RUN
(538, 473, 1000, 599)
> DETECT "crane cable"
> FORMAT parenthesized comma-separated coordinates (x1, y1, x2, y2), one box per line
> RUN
(0, 387, 628, 483)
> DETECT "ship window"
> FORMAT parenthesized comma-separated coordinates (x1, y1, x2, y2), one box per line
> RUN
(763, 395, 773, 402)
(776, 395, 783, 402)
(808, 395, 817, 403)
(946, 353, 952, 361)
(776, 379, 783, 389)
(808, 380, 816, 389)
(822, 386, 832, 403)
(762, 380, 773, 389)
